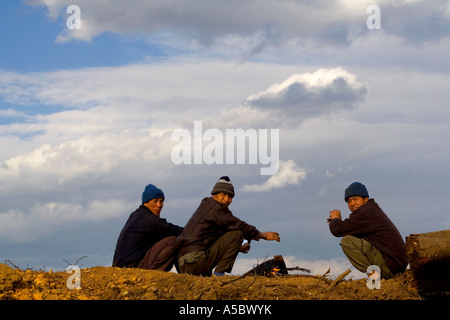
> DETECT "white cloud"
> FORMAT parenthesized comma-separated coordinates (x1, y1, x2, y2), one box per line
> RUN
(55, 17, 96, 43)
(32, 0, 347, 44)
(240, 160, 307, 192)
(28, 0, 450, 53)
(0, 129, 175, 198)
(200, 68, 368, 129)
(245, 68, 367, 121)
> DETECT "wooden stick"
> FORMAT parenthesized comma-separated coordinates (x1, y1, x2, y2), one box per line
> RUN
(315, 275, 332, 284)
(221, 269, 256, 286)
(285, 267, 311, 273)
(330, 269, 351, 288)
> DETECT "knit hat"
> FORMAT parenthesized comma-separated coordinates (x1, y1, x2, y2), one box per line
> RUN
(211, 176, 235, 198)
(344, 182, 369, 202)
(142, 184, 165, 204)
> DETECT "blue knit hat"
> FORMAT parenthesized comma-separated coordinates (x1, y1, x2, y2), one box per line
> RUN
(344, 182, 369, 202)
(142, 184, 165, 204)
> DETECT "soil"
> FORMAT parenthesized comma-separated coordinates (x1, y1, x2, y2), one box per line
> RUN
(0, 262, 426, 300)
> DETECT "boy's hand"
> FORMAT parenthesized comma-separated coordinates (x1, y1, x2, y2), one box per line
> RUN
(327, 209, 341, 223)
(261, 232, 280, 242)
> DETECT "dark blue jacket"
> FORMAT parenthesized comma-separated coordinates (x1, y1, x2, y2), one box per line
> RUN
(113, 205, 183, 267)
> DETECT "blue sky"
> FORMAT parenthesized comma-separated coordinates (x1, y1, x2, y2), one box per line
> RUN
(0, 2, 145, 72)
(1, 0, 449, 277)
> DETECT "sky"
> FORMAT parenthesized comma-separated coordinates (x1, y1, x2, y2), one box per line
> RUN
(0, 0, 449, 278)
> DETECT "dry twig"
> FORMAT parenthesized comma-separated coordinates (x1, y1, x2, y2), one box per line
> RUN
(285, 267, 311, 273)
(62, 255, 88, 266)
(330, 269, 351, 288)
(221, 269, 256, 287)
(4, 259, 20, 270)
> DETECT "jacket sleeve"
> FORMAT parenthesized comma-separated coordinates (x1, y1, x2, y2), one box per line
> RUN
(329, 211, 371, 237)
(143, 214, 183, 238)
(157, 218, 184, 237)
(215, 205, 261, 240)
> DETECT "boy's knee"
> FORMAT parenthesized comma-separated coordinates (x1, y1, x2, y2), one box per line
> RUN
(228, 230, 244, 241)
(340, 235, 359, 248)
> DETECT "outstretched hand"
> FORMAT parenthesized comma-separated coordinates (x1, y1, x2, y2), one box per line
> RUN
(260, 231, 280, 242)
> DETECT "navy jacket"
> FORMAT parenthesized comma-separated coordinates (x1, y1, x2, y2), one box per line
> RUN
(113, 205, 183, 267)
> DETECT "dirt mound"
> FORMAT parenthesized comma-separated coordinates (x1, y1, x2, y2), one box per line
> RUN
(0, 262, 424, 300)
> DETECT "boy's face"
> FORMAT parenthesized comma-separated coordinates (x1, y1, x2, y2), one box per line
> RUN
(144, 198, 164, 215)
(212, 192, 233, 206)
(347, 196, 369, 213)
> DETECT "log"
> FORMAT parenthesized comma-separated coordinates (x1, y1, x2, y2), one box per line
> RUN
(405, 229, 450, 295)
(405, 229, 450, 269)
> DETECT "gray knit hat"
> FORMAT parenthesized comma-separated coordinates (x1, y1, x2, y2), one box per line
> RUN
(211, 176, 235, 198)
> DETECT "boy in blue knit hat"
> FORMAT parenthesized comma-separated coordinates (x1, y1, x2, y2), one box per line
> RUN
(327, 182, 407, 279)
(113, 184, 183, 270)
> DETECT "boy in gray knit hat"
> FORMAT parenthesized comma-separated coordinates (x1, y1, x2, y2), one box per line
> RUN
(211, 176, 235, 198)
(176, 176, 280, 276)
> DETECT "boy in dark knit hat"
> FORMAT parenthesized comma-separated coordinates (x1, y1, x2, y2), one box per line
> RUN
(176, 176, 280, 276)
(113, 184, 183, 270)
(327, 182, 407, 279)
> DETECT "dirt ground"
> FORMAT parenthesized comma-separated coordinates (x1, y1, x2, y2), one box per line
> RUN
(1, 262, 428, 300)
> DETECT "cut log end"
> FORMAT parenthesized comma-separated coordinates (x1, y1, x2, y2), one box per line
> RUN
(405, 229, 450, 295)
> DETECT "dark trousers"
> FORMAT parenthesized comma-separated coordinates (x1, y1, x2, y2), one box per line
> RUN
(178, 230, 244, 276)
(138, 236, 178, 271)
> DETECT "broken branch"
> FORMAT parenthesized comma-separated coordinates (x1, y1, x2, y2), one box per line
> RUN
(330, 269, 351, 288)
